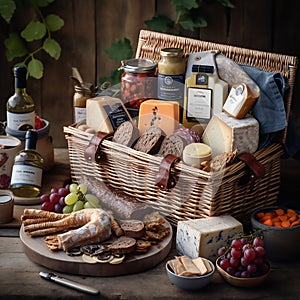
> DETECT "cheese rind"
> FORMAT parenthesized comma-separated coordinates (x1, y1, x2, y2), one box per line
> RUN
(201, 112, 259, 157)
(176, 215, 243, 261)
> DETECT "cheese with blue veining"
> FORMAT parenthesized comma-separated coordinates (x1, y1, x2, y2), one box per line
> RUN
(176, 215, 243, 261)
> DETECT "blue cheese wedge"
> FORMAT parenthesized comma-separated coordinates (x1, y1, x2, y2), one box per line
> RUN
(176, 215, 243, 262)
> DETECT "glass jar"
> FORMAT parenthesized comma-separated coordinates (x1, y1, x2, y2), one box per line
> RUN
(73, 83, 95, 123)
(157, 48, 186, 105)
(120, 58, 157, 109)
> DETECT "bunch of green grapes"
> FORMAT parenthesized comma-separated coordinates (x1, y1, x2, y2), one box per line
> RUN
(40, 183, 101, 213)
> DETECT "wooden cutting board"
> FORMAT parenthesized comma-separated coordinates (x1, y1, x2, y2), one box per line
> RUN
(20, 221, 173, 277)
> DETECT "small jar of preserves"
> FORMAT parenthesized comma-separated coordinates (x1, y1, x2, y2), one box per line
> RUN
(120, 58, 157, 109)
(73, 83, 95, 123)
(157, 48, 186, 105)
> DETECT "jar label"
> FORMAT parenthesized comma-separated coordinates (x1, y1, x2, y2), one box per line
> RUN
(10, 164, 42, 188)
(157, 73, 184, 103)
(6, 111, 35, 130)
(186, 87, 212, 122)
(74, 107, 86, 123)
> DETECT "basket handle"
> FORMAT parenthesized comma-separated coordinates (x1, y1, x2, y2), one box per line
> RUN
(155, 154, 181, 190)
(84, 131, 113, 162)
(238, 153, 265, 179)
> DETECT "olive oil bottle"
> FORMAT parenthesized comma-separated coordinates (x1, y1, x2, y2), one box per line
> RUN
(10, 130, 44, 198)
(6, 66, 35, 130)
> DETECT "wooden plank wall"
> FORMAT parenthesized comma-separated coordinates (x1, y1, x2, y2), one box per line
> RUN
(0, 0, 300, 148)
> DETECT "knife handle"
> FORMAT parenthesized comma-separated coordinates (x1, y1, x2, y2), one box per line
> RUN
(39, 272, 99, 295)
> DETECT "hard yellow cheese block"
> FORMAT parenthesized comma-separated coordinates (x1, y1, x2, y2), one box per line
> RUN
(138, 99, 180, 135)
(86, 96, 132, 133)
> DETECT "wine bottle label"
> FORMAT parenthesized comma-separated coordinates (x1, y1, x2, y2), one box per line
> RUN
(74, 107, 86, 123)
(10, 164, 42, 188)
(6, 111, 35, 130)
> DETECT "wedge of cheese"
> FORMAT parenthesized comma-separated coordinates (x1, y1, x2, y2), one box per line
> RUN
(138, 99, 180, 135)
(201, 112, 259, 157)
(176, 215, 243, 262)
(86, 96, 131, 133)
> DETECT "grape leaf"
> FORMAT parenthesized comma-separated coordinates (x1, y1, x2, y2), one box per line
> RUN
(192, 15, 207, 28)
(104, 38, 133, 61)
(21, 21, 46, 41)
(43, 38, 61, 59)
(0, 0, 16, 23)
(179, 19, 196, 31)
(145, 15, 173, 33)
(45, 14, 64, 32)
(4, 33, 28, 61)
(172, 0, 198, 10)
(28, 58, 44, 79)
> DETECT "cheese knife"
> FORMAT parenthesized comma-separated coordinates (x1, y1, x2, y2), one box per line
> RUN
(39, 271, 99, 295)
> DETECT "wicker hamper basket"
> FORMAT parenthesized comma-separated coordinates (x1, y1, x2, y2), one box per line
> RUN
(64, 30, 298, 226)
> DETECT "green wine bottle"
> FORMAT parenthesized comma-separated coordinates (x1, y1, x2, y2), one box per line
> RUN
(10, 130, 44, 198)
(6, 66, 35, 130)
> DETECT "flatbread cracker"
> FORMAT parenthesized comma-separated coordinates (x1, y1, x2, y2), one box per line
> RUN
(192, 257, 208, 275)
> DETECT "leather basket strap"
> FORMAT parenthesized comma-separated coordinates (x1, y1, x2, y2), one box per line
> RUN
(84, 132, 112, 162)
(155, 154, 181, 190)
(238, 153, 265, 179)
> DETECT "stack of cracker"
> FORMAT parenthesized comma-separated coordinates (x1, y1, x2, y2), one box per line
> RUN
(169, 255, 212, 277)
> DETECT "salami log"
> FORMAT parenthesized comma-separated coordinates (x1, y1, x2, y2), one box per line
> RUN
(80, 175, 153, 220)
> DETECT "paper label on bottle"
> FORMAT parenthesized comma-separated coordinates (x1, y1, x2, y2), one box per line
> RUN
(186, 87, 212, 122)
(74, 107, 86, 123)
(6, 111, 35, 130)
(10, 164, 42, 188)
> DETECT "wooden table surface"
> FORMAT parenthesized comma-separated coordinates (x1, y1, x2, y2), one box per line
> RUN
(1, 149, 300, 300)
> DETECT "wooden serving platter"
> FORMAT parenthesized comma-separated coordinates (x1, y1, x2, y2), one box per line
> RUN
(20, 221, 173, 277)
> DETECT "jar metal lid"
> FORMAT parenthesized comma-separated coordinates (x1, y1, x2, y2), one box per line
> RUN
(160, 48, 183, 57)
(120, 58, 157, 73)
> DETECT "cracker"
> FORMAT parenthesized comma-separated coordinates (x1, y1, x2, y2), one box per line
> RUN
(192, 257, 208, 275)
(181, 256, 200, 275)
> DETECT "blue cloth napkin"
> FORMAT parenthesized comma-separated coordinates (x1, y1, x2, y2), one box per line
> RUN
(240, 64, 291, 150)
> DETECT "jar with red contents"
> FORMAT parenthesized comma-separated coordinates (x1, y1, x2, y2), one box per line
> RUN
(120, 58, 157, 109)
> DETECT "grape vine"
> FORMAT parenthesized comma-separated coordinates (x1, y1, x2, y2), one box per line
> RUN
(0, 0, 64, 79)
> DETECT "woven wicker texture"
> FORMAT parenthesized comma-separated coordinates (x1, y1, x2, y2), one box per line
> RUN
(64, 30, 298, 226)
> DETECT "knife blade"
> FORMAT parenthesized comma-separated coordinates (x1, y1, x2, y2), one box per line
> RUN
(39, 272, 99, 295)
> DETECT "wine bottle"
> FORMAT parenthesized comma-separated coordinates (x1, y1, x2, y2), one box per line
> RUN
(10, 129, 44, 198)
(6, 66, 35, 130)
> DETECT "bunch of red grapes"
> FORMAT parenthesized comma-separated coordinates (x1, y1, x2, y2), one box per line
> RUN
(40, 184, 70, 213)
(217, 234, 269, 278)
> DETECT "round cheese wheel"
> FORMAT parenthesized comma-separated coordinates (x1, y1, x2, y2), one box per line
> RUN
(183, 143, 212, 157)
(183, 143, 212, 168)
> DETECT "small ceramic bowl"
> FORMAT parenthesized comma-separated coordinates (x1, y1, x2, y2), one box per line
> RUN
(251, 206, 300, 261)
(216, 257, 270, 288)
(165, 258, 215, 290)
